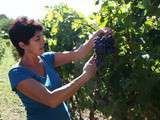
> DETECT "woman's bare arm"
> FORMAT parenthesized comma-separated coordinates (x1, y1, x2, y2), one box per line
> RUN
(54, 39, 94, 67)
(53, 29, 105, 67)
(16, 56, 96, 108)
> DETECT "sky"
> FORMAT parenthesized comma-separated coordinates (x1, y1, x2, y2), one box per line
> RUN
(0, 0, 100, 19)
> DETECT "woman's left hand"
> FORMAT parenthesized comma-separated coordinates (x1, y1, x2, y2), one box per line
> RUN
(91, 27, 112, 39)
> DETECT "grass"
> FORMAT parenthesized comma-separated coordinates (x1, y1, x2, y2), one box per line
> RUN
(0, 46, 25, 120)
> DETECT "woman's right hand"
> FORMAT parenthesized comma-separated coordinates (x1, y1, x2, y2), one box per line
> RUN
(82, 55, 97, 80)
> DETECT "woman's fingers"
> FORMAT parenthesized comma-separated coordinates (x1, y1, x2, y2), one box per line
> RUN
(89, 55, 97, 64)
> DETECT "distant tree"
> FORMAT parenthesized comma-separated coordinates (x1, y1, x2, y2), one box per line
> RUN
(0, 14, 12, 39)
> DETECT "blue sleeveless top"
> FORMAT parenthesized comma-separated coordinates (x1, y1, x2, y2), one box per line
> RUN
(8, 52, 71, 120)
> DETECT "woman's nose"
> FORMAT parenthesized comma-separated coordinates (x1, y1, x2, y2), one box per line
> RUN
(41, 36, 45, 44)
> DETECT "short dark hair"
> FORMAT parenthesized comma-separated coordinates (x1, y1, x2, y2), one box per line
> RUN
(9, 16, 43, 57)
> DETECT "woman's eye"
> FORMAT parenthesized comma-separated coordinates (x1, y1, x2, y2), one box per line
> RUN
(35, 38, 40, 41)
(35, 36, 41, 41)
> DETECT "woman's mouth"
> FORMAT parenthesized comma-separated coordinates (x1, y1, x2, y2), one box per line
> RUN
(40, 45, 44, 51)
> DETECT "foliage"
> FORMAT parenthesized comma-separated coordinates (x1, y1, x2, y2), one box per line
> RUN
(37, 1, 160, 119)
(0, 38, 6, 62)
(90, 0, 160, 119)
(42, 4, 93, 78)
(0, 14, 12, 39)
(0, 14, 13, 62)
(41, 4, 97, 119)
(0, 14, 20, 61)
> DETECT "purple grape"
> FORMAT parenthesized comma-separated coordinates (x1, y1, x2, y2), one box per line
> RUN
(94, 31, 115, 67)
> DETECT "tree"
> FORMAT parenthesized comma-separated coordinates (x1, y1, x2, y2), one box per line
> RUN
(0, 14, 12, 39)
(0, 14, 12, 62)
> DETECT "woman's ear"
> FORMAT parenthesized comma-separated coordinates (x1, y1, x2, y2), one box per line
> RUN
(18, 42, 25, 49)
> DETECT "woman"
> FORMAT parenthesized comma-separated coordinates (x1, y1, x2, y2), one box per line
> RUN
(8, 17, 105, 120)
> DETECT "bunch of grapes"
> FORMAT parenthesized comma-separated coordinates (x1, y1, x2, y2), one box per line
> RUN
(94, 29, 115, 67)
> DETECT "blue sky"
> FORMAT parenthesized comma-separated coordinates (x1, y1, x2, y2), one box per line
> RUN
(0, 0, 100, 19)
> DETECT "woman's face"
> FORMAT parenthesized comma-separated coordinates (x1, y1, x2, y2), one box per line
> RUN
(24, 31, 45, 56)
